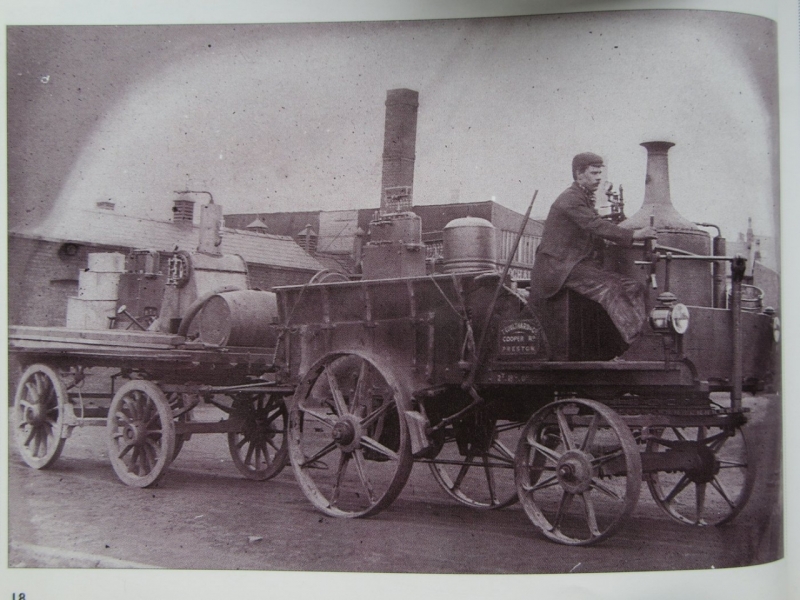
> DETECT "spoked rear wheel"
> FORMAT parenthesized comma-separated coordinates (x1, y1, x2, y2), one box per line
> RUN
(515, 398, 641, 545)
(106, 380, 176, 488)
(288, 352, 413, 518)
(645, 425, 753, 526)
(428, 419, 523, 509)
(14, 364, 69, 469)
(227, 393, 289, 481)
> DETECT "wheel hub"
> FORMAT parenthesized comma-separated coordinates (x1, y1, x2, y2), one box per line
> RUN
(556, 450, 594, 494)
(684, 442, 718, 484)
(331, 415, 361, 452)
(124, 422, 147, 445)
(25, 403, 47, 424)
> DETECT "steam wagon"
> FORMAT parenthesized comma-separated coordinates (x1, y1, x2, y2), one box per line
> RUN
(271, 140, 779, 545)
(9, 84, 779, 547)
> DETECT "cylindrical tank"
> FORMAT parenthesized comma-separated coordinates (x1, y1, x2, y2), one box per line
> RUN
(198, 290, 279, 347)
(607, 141, 713, 307)
(442, 217, 497, 274)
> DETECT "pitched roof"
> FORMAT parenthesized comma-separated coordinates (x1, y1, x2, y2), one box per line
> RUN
(11, 207, 325, 272)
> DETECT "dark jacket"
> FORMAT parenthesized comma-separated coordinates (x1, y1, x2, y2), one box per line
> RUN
(530, 182, 635, 299)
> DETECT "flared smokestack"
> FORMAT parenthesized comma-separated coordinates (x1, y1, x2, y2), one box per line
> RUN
(622, 141, 699, 232)
(609, 140, 712, 308)
(380, 88, 419, 214)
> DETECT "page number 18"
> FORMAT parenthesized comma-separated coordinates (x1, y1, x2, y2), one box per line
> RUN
(13, 594, 26, 600)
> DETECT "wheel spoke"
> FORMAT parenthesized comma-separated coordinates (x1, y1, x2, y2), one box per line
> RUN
(710, 477, 737, 509)
(326, 369, 349, 417)
(718, 460, 748, 469)
(360, 399, 394, 429)
(331, 452, 350, 506)
(527, 439, 561, 464)
(581, 413, 600, 452)
(146, 412, 162, 428)
(353, 449, 377, 503)
(300, 441, 338, 468)
(24, 381, 38, 401)
(298, 404, 337, 428)
(591, 478, 623, 502)
(23, 427, 37, 447)
(245, 440, 256, 466)
(117, 442, 135, 459)
(259, 442, 273, 467)
(552, 491, 575, 531)
(695, 482, 707, 524)
(360, 435, 399, 461)
(263, 407, 284, 427)
(32, 434, 43, 458)
(491, 438, 515, 463)
(38, 435, 48, 458)
(350, 360, 369, 414)
(129, 446, 141, 473)
(482, 455, 498, 506)
(582, 491, 602, 537)
(556, 407, 574, 451)
(664, 473, 692, 504)
(453, 454, 475, 489)
(521, 473, 560, 493)
(591, 447, 624, 467)
(670, 426, 688, 442)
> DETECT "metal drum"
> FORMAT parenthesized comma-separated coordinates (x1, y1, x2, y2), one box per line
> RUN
(442, 217, 497, 274)
(198, 290, 279, 347)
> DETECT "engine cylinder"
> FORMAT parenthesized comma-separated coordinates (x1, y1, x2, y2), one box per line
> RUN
(442, 217, 497, 274)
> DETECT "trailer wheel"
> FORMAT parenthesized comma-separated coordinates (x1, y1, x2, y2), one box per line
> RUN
(227, 393, 289, 481)
(645, 425, 753, 526)
(13, 363, 69, 469)
(106, 380, 176, 488)
(288, 352, 413, 517)
(428, 419, 523, 509)
(515, 398, 641, 545)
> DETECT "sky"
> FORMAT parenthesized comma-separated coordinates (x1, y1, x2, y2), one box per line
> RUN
(7, 10, 779, 247)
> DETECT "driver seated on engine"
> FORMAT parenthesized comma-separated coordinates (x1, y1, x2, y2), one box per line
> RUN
(529, 152, 657, 353)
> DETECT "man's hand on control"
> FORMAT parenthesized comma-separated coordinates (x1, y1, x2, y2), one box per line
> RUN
(632, 226, 658, 240)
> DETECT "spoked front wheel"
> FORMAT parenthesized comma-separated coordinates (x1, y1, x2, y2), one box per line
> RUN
(645, 425, 753, 526)
(288, 352, 413, 518)
(515, 398, 641, 545)
(227, 393, 289, 481)
(428, 419, 523, 509)
(14, 363, 69, 469)
(106, 380, 176, 488)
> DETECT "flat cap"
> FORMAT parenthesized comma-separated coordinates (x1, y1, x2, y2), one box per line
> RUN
(572, 152, 604, 177)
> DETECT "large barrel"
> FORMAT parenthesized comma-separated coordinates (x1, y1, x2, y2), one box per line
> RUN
(442, 217, 497, 273)
(198, 290, 279, 347)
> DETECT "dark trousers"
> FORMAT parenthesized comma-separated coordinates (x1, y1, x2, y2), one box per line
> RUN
(563, 262, 646, 345)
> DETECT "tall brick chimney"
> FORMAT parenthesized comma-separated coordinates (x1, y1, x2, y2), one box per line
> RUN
(361, 89, 425, 280)
(380, 88, 419, 214)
